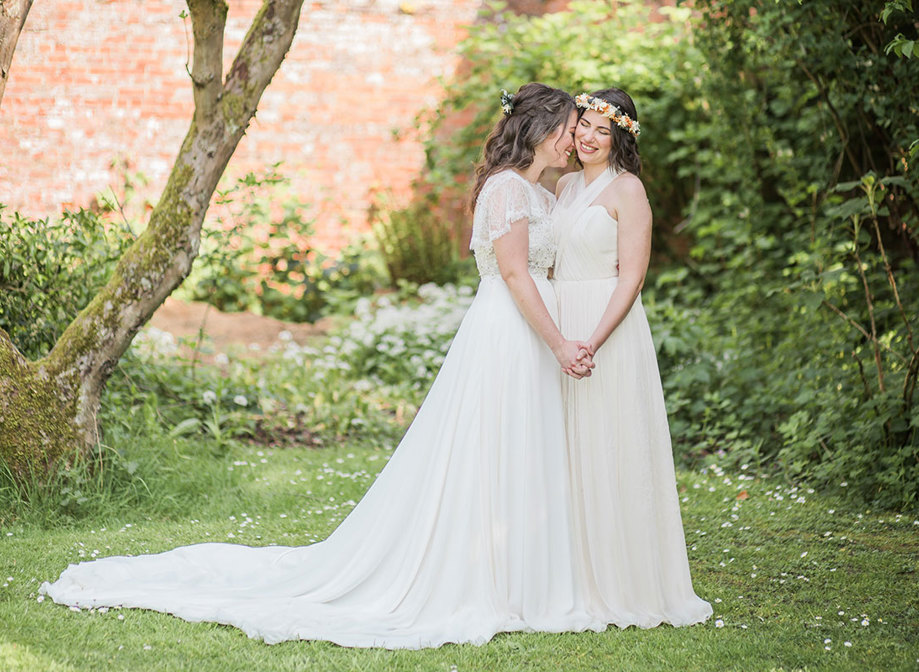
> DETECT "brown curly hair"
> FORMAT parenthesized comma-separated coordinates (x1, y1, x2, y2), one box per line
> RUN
(470, 83, 575, 210)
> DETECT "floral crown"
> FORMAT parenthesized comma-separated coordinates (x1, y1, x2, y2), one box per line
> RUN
(575, 93, 641, 138)
(500, 89, 515, 116)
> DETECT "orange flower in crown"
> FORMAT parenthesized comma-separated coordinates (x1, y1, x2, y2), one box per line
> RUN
(575, 93, 641, 138)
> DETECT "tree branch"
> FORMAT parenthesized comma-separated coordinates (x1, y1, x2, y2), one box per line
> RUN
(867, 199, 916, 356)
(821, 299, 907, 364)
(187, 0, 227, 126)
(0, 0, 34, 109)
(222, 0, 304, 130)
(850, 225, 885, 392)
(794, 54, 861, 182)
(905, 347, 919, 411)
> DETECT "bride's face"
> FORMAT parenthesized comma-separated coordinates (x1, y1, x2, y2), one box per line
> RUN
(574, 109, 612, 167)
(535, 110, 577, 169)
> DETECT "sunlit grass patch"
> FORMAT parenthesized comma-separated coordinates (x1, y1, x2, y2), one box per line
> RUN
(2, 434, 918, 671)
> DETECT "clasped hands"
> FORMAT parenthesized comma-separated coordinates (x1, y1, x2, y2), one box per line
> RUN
(557, 341, 595, 380)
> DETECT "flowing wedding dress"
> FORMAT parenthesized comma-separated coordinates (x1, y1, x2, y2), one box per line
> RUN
(41, 169, 599, 649)
(552, 168, 712, 628)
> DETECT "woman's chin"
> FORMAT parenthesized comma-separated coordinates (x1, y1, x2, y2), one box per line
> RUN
(578, 154, 605, 167)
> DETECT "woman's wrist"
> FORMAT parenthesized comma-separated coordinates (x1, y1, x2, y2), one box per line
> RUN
(549, 334, 567, 358)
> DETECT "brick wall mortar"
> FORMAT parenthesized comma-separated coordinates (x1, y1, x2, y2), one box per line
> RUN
(0, 0, 480, 249)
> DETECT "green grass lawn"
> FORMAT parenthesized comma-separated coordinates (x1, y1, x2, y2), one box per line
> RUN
(2, 436, 917, 672)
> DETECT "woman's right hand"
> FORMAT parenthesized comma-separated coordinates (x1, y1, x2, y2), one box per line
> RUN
(565, 345, 595, 379)
(554, 340, 595, 377)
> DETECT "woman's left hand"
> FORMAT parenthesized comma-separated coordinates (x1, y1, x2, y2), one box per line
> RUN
(564, 345, 595, 379)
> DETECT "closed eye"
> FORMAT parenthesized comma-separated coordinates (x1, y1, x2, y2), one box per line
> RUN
(579, 118, 611, 135)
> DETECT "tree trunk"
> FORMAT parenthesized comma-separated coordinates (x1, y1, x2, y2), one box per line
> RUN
(0, 0, 33, 109)
(0, 0, 305, 477)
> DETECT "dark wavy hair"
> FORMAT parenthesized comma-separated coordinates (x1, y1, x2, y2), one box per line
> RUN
(470, 83, 575, 210)
(577, 87, 642, 176)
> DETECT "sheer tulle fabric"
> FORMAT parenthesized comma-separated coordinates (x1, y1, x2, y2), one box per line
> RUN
(469, 170, 556, 278)
(41, 173, 603, 649)
(552, 169, 713, 628)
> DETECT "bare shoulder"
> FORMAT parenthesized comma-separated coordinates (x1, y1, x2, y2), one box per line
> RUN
(608, 172, 648, 201)
(596, 172, 651, 223)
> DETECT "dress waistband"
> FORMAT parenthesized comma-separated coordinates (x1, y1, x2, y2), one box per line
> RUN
(552, 274, 619, 282)
(479, 268, 550, 281)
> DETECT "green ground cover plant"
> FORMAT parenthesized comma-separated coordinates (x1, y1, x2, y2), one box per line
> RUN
(2, 417, 917, 671)
(2, 288, 917, 671)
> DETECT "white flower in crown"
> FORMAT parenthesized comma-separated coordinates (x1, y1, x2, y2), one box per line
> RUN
(575, 92, 641, 138)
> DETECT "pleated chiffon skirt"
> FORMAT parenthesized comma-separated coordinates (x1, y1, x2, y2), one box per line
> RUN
(554, 276, 713, 628)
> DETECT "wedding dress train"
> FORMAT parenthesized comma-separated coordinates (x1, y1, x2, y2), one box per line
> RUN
(41, 170, 600, 648)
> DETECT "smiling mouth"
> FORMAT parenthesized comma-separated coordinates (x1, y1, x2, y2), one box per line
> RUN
(579, 142, 598, 153)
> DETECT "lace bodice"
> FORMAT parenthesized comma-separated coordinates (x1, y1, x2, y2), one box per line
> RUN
(469, 170, 557, 278)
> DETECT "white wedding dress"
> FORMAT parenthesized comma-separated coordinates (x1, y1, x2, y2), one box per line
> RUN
(41, 169, 600, 649)
(552, 168, 712, 628)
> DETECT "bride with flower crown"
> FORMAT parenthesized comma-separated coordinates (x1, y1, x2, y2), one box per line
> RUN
(41, 83, 605, 649)
(552, 87, 712, 628)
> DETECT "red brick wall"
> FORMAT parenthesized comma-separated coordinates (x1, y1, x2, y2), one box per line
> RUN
(0, 0, 481, 249)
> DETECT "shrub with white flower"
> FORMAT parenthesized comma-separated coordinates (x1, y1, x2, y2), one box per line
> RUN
(130, 326, 178, 359)
(317, 283, 475, 391)
(108, 282, 476, 443)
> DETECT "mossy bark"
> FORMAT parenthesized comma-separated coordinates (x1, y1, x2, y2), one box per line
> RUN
(0, 0, 306, 478)
(0, 330, 81, 476)
(0, 0, 33, 109)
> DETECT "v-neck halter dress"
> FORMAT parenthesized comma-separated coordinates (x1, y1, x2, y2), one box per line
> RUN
(552, 168, 712, 628)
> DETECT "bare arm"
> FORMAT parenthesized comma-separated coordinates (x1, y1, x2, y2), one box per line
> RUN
(493, 219, 591, 372)
(586, 176, 653, 353)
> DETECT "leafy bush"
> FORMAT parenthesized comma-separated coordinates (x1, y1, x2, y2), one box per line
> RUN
(370, 193, 473, 287)
(422, 0, 919, 508)
(661, 0, 919, 508)
(187, 169, 389, 322)
(0, 206, 134, 359)
(106, 282, 476, 457)
(95, 281, 466, 470)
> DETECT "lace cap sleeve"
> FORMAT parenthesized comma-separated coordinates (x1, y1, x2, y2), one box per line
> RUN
(470, 171, 532, 249)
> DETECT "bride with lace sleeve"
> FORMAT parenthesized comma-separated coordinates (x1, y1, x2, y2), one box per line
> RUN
(40, 83, 605, 649)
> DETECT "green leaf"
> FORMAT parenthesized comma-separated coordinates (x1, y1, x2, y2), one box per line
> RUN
(168, 418, 201, 438)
